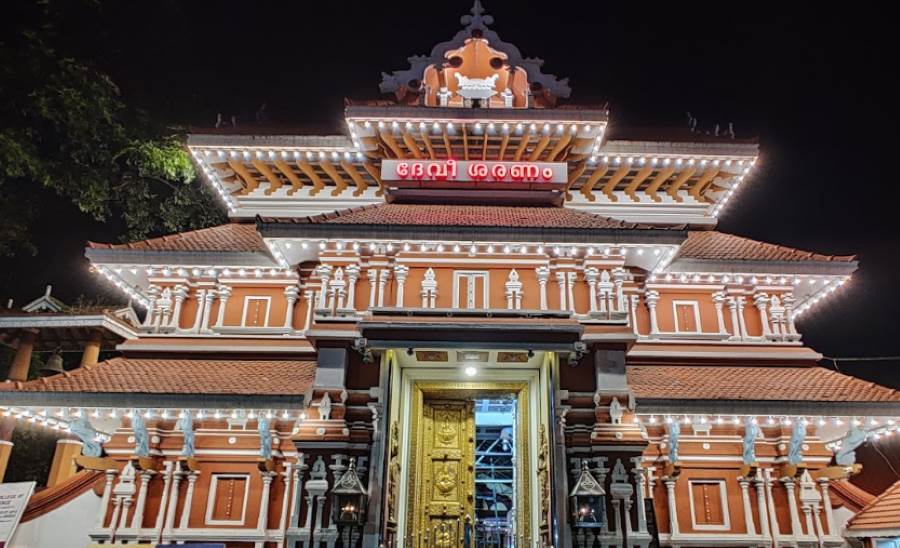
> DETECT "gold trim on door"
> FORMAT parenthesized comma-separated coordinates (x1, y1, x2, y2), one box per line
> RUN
(405, 382, 532, 547)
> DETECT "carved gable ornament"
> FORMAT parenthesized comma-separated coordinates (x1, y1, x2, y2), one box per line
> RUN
(380, 1, 570, 107)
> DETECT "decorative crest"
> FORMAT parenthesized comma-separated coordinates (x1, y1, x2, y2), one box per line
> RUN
(333, 457, 367, 495)
(570, 460, 606, 497)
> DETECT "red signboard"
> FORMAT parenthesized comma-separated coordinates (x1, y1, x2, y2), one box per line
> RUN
(381, 160, 567, 184)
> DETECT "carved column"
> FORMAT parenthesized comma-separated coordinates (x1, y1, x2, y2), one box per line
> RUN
(190, 289, 206, 333)
(629, 295, 640, 335)
(169, 285, 190, 329)
(367, 269, 378, 308)
(278, 463, 293, 536)
(631, 457, 649, 535)
(584, 267, 599, 312)
(316, 265, 332, 310)
(143, 285, 161, 327)
(783, 294, 799, 336)
(153, 461, 173, 542)
(302, 290, 315, 331)
(96, 469, 118, 529)
(377, 269, 391, 307)
(754, 471, 771, 541)
(736, 296, 750, 339)
(613, 268, 627, 313)
(783, 478, 803, 538)
(179, 471, 199, 529)
(130, 470, 154, 529)
(257, 471, 275, 530)
(199, 288, 216, 333)
(163, 462, 183, 537)
(764, 469, 781, 539)
(712, 291, 728, 335)
(283, 285, 299, 329)
(739, 477, 756, 536)
(394, 265, 409, 307)
(566, 271, 577, 313)
(665, 479, 679, 536)
(505, 269, 523, 309)
(727, 297, 742, 340)
(213, 284, 232, 328)
(754, 293, 773, 338)
(645, 290, 660, 337)
(555, 272, 567, 311)
(344, 265, 360, 310)
(536, 266, 549, 310)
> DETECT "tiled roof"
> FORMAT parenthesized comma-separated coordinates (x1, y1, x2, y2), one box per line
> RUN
(830, 480, 876, 513)
(296, 204, 668, 230)
(87, 223, 266, 253)
(628, 365, 899, 402)
(678, 231, 857, 263)
(2, 357, 315, 396)
(846, 480, 900, 532)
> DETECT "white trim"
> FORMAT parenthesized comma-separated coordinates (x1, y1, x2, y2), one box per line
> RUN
(241, 296, 271, 327)
(452, 271, 490, 309)
(205, 473, 251, 525)
(672, 300, 702, 334)
(687, 479, 731, 531)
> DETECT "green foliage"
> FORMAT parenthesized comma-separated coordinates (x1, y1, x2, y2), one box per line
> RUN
(0, 10, 225, 256)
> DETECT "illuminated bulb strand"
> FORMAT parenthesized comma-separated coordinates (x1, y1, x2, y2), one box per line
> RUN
(636, 414, 898, 440)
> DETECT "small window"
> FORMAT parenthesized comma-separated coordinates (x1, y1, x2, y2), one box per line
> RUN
(688, 479, 730, 531)
(205, 474, 250, 525)
(242, 296, 271, 327)
(453, 271, 489, 309)
(672, 300, 701, 333)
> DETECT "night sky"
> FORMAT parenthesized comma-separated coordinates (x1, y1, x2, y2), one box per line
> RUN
(1, 1, 898, 388)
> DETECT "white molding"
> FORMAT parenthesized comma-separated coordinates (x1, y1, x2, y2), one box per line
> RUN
(671, 300, 703, 334)
(452, 270, 490, 309)
(687, 479, 731, 531)
(241, 295, 271, 327)
(0, 314, 137, 340)
(205, 473, 251, 526)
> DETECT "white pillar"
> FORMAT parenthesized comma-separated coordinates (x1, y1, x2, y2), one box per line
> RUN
(613, 268, 626, 313)
(283, 285, 299, 328)
(257, 471, 274, 530)
(170, 285, 189, 329)
(394, 265, 409, 307)
(143, 286, 160, 327)
(783, 294, 799, 336)
(96, 469, 117, 529)
(585, 268, 599, 312)
(153, 461, 173, 542)
(302, 290, 315, 331)
(712, 291, 727, 335)
(727, 297, 741, 340)
(783, 478, 803, 538)
(316, 265, 332, 309)
(536, 267, 549, 311)
(754, 293, 773, 338)
(345, 265, 360, 310)
(629, 295, 640, 335)
(754, 471, 771, 542)
(764, 469, 781, 539)
(566, 272, 577, 313)
(130, 470, 154, 529)
(163, 462, 183, 536)
(214, 284, 232, 328)
(178, 471, 198, 529)
(367, 269, 378, 308)
(645, 290, 660, 337)
(189, 289, 206, 332)
(555, 272, 567, 311)
(739, 477, 756, 536)
(199, 289, 216, 333)
(665, 479, 679, 537)
(278, 463, 293, 540)
(377, 269, 391, 307)
(631, 457, 648, 535)
(736, 296, 750, 339)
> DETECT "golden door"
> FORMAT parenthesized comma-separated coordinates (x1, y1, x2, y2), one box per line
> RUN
(413, 399, 475, 548)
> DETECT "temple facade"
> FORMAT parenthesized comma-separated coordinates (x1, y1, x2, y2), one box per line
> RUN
(2, 3, 899, 548)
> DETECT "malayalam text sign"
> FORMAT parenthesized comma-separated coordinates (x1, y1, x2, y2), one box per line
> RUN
(381, 159, 567, 184)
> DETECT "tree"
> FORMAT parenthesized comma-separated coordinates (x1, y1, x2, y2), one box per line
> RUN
(0, 4, 225, 257)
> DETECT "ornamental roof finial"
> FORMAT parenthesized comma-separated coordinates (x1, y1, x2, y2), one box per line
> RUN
(461, 0, 493, 29)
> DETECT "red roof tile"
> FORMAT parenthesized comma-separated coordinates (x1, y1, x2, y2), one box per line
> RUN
(301, 204, 664, 230)
(830, 480, 877, 514)
(2, 357, 315, 396)
(678, 231, 857, 263)
(87, 223, 266, 253)
(628, 365, 899, 402)
(846, 480, 900, 532)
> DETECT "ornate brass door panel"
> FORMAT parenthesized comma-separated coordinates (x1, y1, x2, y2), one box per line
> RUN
(414, 399, 475, 547)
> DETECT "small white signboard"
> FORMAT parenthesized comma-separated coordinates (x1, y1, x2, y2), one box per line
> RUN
(0, 482, 36, 548)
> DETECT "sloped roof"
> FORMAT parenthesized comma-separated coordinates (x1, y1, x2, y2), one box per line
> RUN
(87, 223, 266, 253)
(1, 357, 315, 397)
(628, 365, 899, 403)
(286, 204, 672, 230)
(677, 231, 857, 263)
(846, 480, 900, 534)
